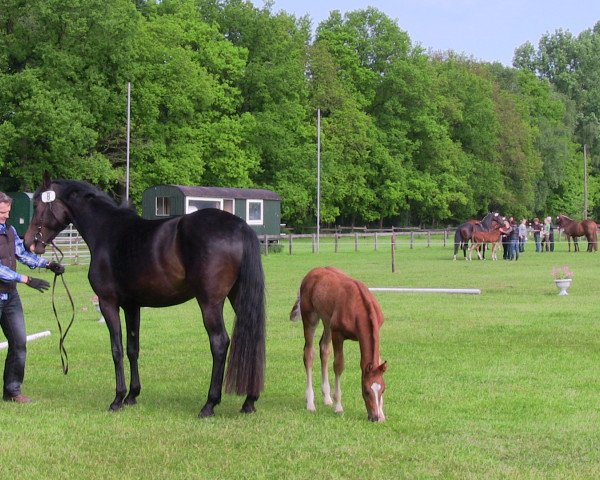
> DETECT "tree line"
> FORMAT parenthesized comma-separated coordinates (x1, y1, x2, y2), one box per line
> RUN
(1, 0, 599, 229)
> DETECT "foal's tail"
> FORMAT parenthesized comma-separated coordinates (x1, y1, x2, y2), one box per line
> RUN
(289, 292, 301, 321)
(225, 228, 266, 397)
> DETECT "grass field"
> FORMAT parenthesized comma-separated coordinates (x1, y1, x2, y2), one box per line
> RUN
(2, 238, 600, 479)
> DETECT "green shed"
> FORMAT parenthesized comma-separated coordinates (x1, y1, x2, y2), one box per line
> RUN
(142, 185, 282, 236)
(7, 192, 33, 237)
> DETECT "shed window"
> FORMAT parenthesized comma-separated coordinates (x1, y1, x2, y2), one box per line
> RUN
(186, 197, 222, 213)
(247, 200, 263, 225)
(156, 196, 171, 216)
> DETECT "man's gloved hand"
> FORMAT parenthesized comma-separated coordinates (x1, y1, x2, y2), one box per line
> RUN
(47, 261, 65, 275)
(27, 277, 50, 293)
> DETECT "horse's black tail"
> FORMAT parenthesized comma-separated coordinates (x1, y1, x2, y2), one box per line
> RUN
(225, 227, 266, 397)
(453, 228, 462, 259)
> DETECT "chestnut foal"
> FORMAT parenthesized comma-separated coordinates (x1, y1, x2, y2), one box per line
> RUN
(290, 267, 387, 422)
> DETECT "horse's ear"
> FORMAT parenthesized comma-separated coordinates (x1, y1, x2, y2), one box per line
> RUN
(378, 361, 387, 373)
(42, 171, 52, 189)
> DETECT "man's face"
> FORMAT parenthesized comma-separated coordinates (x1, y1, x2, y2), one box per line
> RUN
(0, 202, 11, 225)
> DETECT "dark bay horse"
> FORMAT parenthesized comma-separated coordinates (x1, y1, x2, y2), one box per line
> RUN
(290, 267, 387, 422)
(556, 215, 598, 252)
(453, 212, 503, 260)
(23, 175, 266, 417)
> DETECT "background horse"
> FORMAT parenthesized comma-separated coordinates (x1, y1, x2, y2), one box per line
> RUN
(469, 223, 504, 260)
(556, 214, 598, 252)
(23, 175, 266, 417)
(453, 212, 503, 260)
(290, 266, 387, 422)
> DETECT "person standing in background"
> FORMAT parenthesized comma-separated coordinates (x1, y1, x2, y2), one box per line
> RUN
(532, 217, 542, 252)
(518, 218, 528, 253)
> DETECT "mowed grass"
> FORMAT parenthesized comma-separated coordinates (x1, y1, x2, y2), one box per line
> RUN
(2, 238, 600, 479)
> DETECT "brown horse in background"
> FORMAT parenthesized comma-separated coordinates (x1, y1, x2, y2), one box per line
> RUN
(556, 215, 598, 252)
(469, 223, 505, 260)
(290, 267, 387, 422)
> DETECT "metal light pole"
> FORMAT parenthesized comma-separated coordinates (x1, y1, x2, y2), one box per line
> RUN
(583, 143, 588, 219)
(316, 108, 321, 252)
(125, 82, 131, 202)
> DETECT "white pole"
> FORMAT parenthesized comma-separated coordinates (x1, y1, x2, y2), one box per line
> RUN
(369, 287, 481, 295)
(316, 108, 321, 253)
(0, 330, 51, 350)
(125, 81, 131, 202)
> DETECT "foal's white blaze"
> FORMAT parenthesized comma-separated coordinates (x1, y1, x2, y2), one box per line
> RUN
(371, 382, 385, 421)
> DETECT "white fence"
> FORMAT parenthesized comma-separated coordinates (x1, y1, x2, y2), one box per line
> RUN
(41, 225, 91, 265)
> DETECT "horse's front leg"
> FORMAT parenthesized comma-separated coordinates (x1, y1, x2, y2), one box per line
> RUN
(332, 333, 345, 414)
(100, 302, 127, 411)
(123, 306, 141, 406)
(199, 302, 229, 418)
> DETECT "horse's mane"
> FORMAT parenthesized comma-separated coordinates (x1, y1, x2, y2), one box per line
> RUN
(52, 179, 137, 215)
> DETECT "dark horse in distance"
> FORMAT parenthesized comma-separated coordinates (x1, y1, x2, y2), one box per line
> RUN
(24, 175, 266, 417)
(556, 214, 598, 252)
(453, 212, 503, 260)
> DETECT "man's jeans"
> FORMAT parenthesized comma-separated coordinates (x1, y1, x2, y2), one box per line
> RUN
(0, 291, 26, 397)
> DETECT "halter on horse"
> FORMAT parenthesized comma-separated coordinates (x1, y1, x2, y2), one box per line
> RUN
(24, 174, 266, 417)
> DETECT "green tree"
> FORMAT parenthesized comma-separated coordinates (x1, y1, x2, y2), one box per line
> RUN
(0, 0, 139, 189)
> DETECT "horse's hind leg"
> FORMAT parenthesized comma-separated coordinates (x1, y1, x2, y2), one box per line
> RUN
(123, 306, 141, 406)
(198, 301, 229, 418)
(302, 312, 319, 412)
(319, 325, 333, 406)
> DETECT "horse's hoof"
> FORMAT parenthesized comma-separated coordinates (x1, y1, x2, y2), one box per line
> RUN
(108, 402, 123, 412)
(199, 404, 215, 418)
(240, 401, 256, 413)
(124, 396, 137, 406)
(240, 403, 256, 414)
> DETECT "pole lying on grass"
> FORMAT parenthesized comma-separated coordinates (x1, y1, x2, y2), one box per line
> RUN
(369, 287, 481, 295)
(0, 330, 52, 350)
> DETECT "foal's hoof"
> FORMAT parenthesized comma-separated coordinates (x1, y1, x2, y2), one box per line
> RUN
(124, 396, 137, 406)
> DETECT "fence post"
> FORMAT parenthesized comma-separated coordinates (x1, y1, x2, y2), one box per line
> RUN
(263, 234, 268, 255)
(427, 231, 431, 247)
(410, 231, 414, 249)
(355, 233, 359, 252)
(335, 233, 339, 253)
(288, 234, 293, 255)
(312, 234, 316, 253)
(391, 233, 397, 273)
(374, 232, 378, 251)
(444, 230, 447, 247)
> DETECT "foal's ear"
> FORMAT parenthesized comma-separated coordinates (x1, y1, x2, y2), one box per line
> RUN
(378, 361, 387, 373)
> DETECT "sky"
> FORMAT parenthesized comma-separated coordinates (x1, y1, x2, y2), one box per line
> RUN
(251, 0, 600, 66)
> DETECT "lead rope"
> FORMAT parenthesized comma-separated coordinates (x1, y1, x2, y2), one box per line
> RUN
(50, 241, 75, 374)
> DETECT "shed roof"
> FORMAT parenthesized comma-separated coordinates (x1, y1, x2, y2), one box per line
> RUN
(168, 185, 281, 201)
